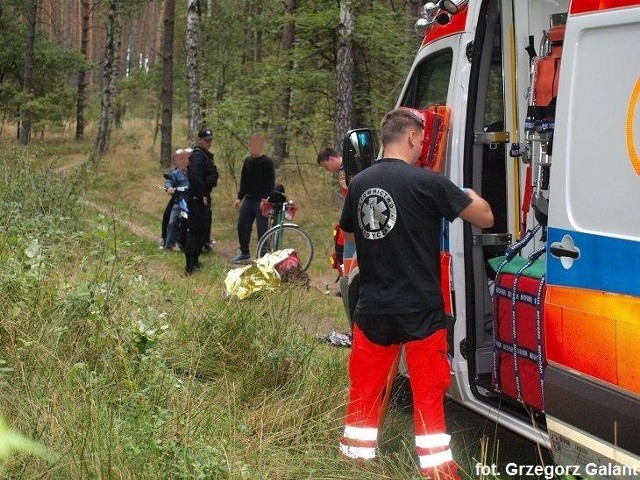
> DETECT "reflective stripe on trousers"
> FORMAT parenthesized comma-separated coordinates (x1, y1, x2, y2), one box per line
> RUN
(339, 425, 378, 460)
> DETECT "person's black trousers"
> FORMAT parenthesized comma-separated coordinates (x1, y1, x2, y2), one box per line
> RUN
(238, 197, 268, 255)
(205, 194, 213, 244)
(161, 195, 175, 244)
(185, 197, 209, 273)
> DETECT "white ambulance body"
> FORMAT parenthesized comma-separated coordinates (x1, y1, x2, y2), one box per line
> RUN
(365, 0, 640, 474)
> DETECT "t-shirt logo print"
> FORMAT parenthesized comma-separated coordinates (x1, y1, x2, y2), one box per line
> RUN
(357, 188, 397, 239)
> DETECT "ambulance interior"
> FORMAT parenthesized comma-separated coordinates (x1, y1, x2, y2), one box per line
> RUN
(401, 0, 568, 425)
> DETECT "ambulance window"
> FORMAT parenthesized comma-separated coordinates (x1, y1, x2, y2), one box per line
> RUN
(401, 49, 453, 109)
(484, 49, 504, 128)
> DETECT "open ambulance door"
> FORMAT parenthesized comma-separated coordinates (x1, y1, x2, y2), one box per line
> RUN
(544, 1, 640, 470)
(461, 0, 516, 411)
(462, 0, 569, 431)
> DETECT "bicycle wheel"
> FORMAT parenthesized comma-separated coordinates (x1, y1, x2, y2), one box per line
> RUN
(256, 224, 314, 271)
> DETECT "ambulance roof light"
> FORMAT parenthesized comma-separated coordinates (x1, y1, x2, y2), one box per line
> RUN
(436, 11, 452, 25)
(416, 0, 468, 36)
(415, 17, 431, 36)
(420, 2, 439, 22)
(441, 0, 468, 15)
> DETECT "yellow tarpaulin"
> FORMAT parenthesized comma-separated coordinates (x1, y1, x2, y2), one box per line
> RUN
(224, 249, 296, 300)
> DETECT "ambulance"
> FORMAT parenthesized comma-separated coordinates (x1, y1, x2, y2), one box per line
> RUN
(341, 0, 640, 475)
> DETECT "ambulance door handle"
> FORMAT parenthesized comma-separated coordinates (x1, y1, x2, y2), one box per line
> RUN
(550, 235, 581, 270)
(549, 244, 579, 259)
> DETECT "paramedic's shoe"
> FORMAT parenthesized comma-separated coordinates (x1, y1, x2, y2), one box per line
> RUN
(230, 253, 251, 264)
(420, 462, 460, 480)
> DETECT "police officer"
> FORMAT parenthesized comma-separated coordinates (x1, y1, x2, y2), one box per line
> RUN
(185, 128, 218, 275)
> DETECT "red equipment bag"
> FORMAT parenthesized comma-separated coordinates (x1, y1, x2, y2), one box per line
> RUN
(330, 223, 345, 275)
(532, 24, 566, 107)
(493, 271, 546, 411)
(492, 230, 547, 412)
(400, 106, 450, 172)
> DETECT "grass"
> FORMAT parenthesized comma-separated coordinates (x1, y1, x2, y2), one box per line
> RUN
(0, 126, 529, 479)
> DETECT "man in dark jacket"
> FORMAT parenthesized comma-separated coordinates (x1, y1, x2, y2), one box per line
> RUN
(184, 128, 219, 274)
(231, 134, 275, 263)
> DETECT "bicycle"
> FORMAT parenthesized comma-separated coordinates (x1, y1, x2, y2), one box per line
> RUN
(256, 200, 314, 272)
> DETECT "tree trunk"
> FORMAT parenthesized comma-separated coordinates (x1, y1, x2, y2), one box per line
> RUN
(160, 0, 176, 168)
(254, 0, 263, 63)
(186, 0, 201, 143)
(272, 0, 296, 167)
(20, 0, 38, 145)
(95, 0, 124, 156)
(76, 0, 91, 140)
(334, 0, 354, 154)
(406, 0, 421, 18)
(242, 1, 253, 64)
(405, 0, 421, 51)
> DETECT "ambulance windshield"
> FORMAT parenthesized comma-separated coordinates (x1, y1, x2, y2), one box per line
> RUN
(401, 49, 453, 109)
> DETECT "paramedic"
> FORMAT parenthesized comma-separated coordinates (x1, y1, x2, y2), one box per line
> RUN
(338, 108, 493, 479)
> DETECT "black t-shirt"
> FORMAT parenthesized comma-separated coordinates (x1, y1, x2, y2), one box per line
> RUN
(237, 155, 275, 200)
(339, 158, 471, 343)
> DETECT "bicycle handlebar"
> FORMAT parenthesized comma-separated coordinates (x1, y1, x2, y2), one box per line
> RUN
(156, 184, 189, 193)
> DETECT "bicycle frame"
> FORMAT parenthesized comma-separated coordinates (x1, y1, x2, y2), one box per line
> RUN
(266, 203, 290, 250)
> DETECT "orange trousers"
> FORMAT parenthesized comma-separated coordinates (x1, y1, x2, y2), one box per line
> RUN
(340, 324, 460, 479)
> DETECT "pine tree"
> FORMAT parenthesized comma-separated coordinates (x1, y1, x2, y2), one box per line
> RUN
(272, 0, 296, 167)
(186, 0, 202, 143)
(75, 0, 91, 140)
(334, 0, 354, 153)
(95, 0, 124, 156)
(160, 0, 176, 168)
(19, 0, 39, 145)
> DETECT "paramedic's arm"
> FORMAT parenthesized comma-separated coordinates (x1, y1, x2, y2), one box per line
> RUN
(339, 188, 356, 243)
(458, 189, 494, 229)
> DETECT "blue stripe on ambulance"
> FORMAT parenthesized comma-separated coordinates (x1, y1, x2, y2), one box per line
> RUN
(546, 227, 640, 297)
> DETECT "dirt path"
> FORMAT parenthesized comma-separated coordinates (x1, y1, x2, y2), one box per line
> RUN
(80, 199, 159, 244)
(54, 155, 90, 175)
(81, 197, 342, 293)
